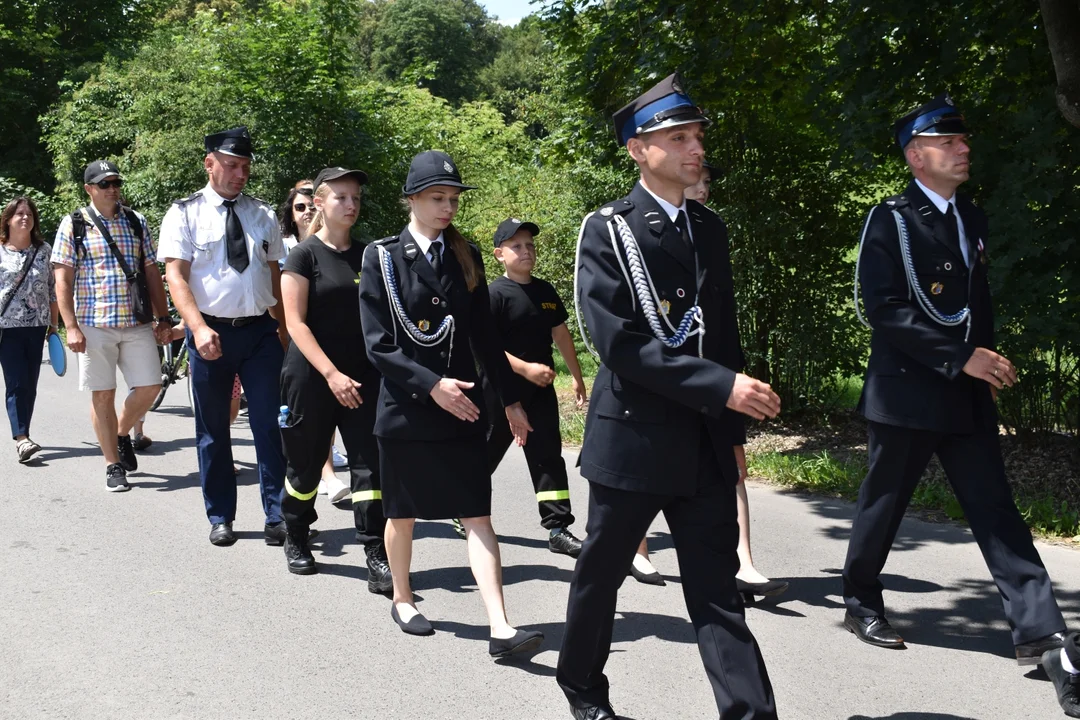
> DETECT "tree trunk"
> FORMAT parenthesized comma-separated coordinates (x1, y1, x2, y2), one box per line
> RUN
(1040, 0, 1080, 128)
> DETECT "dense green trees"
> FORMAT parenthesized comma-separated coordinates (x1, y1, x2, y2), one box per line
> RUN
(2, 0, 1076, 432)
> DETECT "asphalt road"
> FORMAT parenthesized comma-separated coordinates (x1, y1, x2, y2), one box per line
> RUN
(3, 368, 1078, 720)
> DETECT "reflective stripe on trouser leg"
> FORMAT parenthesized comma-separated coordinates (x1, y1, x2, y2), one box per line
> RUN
(352, 489, 382, 502)
(285, 477, 318, 501)
(537, 490, 571, 502)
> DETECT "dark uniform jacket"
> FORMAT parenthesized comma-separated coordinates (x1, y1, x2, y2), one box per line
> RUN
(359, 227, 518, 440)
(577, 182, 747, 496)
(857, 179, 997, 434)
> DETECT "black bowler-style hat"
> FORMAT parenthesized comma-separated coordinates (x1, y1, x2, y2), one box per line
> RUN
(402, 150, 477, 195)
(313, 166, 369, 191)
(612, 72, 711, 146)
(893, 93, 970, 150)
(84, 160, 121, 184)
(205, 126, 255, 159)
(493, 217, 540, 248)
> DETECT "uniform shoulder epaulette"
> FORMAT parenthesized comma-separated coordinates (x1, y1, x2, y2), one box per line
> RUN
(171, 192, 202, 207)
(882, 194, 910, 210)
(596, 199, 634, 218)
(373, 235, 399, 246)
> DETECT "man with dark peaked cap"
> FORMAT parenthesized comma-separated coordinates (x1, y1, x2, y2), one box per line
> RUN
(844, 93, 1068, 663)
(556, 72, 780, 720)
(159, 126, 291, 547)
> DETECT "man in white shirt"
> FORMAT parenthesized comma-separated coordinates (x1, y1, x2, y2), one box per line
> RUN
(158, 127, 291, 547)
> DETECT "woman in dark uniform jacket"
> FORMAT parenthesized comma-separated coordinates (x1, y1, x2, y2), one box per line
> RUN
(358, 150, 543, 658)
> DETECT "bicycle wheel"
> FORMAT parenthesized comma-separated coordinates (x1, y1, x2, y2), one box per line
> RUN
(148, 342, 176, 412)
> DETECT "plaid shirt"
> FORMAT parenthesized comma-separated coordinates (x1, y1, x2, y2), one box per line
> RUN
(51, 207, 156, 328)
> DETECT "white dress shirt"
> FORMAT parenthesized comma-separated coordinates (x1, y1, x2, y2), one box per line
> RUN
(158, 184, 285, 318)
(642, 184, 693, 243)
(915, 178, 969, 267)
(409, 224, 445, 267)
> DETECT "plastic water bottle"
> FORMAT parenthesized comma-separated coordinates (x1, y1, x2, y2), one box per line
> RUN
(278, 405, 289, 429)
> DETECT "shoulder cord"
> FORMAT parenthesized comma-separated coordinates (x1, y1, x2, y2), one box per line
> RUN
(573, 212, 704, 359)
(854, 207, 971, 341)
(377, 244, 455, 367)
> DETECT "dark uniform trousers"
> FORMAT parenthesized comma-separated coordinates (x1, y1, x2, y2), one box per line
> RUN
(843, 421, 1065, 644)
(279, 364, 384, 544)
(487, 382, 574, 529)
(845, 181, 1065, 645)
(187, 313, 285, 525)
(558, 427, 776, 718)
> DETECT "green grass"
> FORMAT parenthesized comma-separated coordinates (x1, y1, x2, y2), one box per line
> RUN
(746, 450, 1080, 539)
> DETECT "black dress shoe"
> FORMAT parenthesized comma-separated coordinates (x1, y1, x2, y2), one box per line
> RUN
(1042, 648, 1080, 718)
(844, 611, 905, 648)
(549, 528, 583, 558)
(209, 522, 235, 547)
(391, 604, 434, 636)
(284, 527, 317, 575)
(365, 543, 393, 594)
(629, 563, 665, 586)
(1016, 631, 1066, 666)
(489, 628, 544, 658)
(570, 703, 617, 720)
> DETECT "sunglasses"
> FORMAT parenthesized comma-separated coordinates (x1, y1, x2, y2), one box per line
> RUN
(95, 179, 123, 189)
(293, 202, 313, 213)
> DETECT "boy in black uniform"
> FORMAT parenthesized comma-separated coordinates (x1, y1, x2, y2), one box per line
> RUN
(486, 218, 588, 558)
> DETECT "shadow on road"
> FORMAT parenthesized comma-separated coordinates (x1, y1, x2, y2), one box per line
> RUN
(848, 714, 980, 719)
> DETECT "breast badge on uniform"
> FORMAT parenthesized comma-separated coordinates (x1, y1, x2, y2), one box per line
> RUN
(659, 300, 671, 316)
(418, 319, 430, 332)
(931, 282, 944, 295)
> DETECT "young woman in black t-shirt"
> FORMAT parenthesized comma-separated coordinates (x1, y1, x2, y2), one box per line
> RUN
(277, 167, 391, 592)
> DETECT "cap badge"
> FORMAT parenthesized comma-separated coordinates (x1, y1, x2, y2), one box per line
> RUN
(945, 95, 954, 106)
(443, 161, 454, 173)
(98, 161, 111, 172)
(511, 218, 520, 224)
(931, 282, 944, 295)
(659, 300, 671, 316)
(418, 319, 430, 332)
(671, 77, 684, 95)
(600, 207, 613, 217)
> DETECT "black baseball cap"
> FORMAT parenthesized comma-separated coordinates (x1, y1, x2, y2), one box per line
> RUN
(493, 218, 540, 247)
(402, 150, 477, 195)
(84, 160, 122, 184)
(313, 166, 369, 191)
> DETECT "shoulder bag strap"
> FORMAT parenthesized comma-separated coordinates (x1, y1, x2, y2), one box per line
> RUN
(86, 206, 137, 281)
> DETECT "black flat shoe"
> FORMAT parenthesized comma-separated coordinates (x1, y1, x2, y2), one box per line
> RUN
(737, 577, 789, 605)
(1016, 631, 1066, 666)
(629, 563, 665, 586)
(391, 604, 434, 636)
(209, 522, 235, 547)
(571, 703, 617, 720)
(489, 629, 544, 658)
(844, 611, 905, 648)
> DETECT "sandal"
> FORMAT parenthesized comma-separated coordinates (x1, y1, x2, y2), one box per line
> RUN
(16, 438, 41, 464)
(133, 432, 153, 451)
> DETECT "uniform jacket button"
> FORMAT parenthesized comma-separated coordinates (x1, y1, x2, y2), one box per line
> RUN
(700, 405, 709, 414)
(623, 409, 631, 417)
(440, 300, 447, 307)
(944, 361, 952, 371)
(440, 350, 447, 358)
(411, 392, 418, 399)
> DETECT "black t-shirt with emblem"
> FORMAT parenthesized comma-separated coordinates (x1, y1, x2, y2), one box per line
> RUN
(282, 235, 369, 377)
(488, 275, 568, 395)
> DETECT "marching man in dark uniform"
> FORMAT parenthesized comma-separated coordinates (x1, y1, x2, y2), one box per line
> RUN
(843, 93, 1069, 664)
(557, 73, 780, 720)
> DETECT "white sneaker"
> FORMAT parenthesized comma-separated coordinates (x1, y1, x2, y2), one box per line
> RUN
(331, 445, 348, 469)
(323, 475, 351, 504)
(317, 479, 329, 495)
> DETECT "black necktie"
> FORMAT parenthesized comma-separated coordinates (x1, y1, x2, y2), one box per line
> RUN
(943, 203, 963, 265)
(429, 241, 443, 277)
(674, 210, 692, 252)
(222, 199, 249, 273)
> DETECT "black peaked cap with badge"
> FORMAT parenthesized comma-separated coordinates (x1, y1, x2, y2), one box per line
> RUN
(493, 218, 540, 248)
(612, 72, 711, 146)
(84, 160, 121, 184)
(205, 126, 254, 159)
(403, 151, 477, 195)
(893, 92, 969, 150)
(314, 166, 369, 190)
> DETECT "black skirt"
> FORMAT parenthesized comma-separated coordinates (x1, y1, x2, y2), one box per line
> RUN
(378, 435, 491, 519)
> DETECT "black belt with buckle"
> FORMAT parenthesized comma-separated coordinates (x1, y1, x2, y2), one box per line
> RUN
(202, 312, 267, 328)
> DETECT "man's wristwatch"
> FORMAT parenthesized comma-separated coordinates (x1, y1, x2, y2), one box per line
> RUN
(154, 316, 175, 327)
